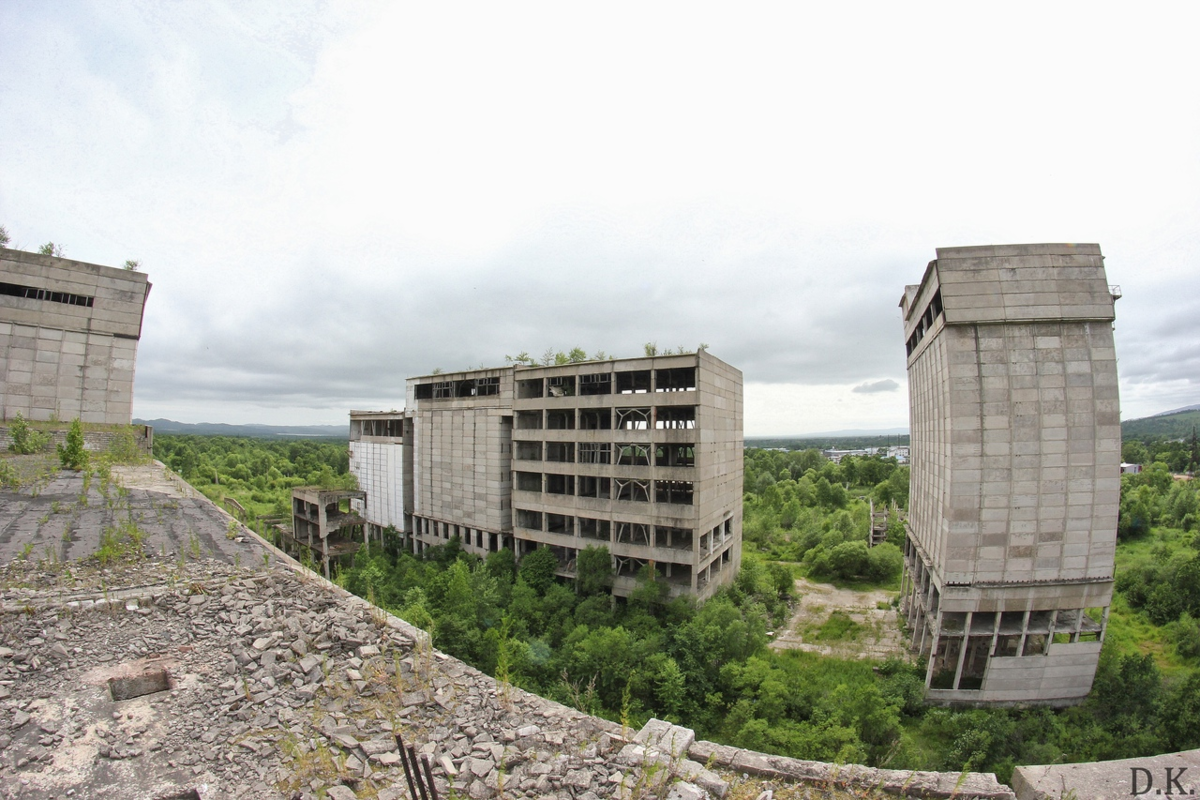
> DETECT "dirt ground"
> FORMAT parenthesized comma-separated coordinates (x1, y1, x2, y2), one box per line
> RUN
(769, 577, 910, 661)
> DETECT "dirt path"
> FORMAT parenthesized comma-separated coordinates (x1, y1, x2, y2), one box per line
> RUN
(769, 577, 910, 661)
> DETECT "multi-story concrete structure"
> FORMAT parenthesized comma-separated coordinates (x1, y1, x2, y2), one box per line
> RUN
(350, 351, 744, 599)
(287, 487, 368, 578)
(1, 247, 151, 424)
(899, 243, 1121, 705)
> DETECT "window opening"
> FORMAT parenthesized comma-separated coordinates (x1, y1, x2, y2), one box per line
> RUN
(517, 379, 543, 399)
(655, 480, 694, 505)
(546, 409, 575, 429)
(655, 444, 695, 467)
(577, 475, 611, 498)
(616, 370, 651, 394)
(516, 509, 543, 530)
(614, 478, 650, 502)
(548, 376, 576, 397)
(579, 408, 612, 430)
(578, 442, 612, 464)
(655, 406, 696, 429)
(615, 407, 651, 430)
(616, 444, 650, 466)
(515, 441, 542, 461)
(546, 474, 575, 495)
(515, 411, 542, 430)
(515, 471, 542, 492)
(655, 367, 696, 392)
(579, 518, 611, 541)
(656, 525, 693, 551)
(546, 442, 574, 462)
(547, 513, 573, 534)
(616, 522, 650, 546)
(579, 373, 612, 395)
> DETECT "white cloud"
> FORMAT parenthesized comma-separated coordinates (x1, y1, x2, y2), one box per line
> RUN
(2, 1, 1199, 435)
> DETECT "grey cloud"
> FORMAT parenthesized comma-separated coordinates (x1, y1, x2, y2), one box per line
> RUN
(852, 379, 900, 394)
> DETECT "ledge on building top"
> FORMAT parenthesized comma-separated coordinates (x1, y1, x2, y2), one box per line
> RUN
(934, 242, 1103, 260)
(1, 245, 151, 285)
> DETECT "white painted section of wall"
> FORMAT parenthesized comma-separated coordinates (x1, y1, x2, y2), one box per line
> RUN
(349, 440, 404, 530)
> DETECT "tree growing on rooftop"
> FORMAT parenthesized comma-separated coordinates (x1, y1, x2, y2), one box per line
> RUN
(57, 418, 89, 470)
(38, 242, 63, 257)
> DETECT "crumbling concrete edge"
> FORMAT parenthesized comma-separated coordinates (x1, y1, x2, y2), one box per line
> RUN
(688, 739, 1017, 799)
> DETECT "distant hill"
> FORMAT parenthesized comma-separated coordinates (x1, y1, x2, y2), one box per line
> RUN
(748, 432, 909, 451)
(135, 419, 348, 439)
(1122, 409, 1200, 441)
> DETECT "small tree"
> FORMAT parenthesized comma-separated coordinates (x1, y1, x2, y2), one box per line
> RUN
(7, 412, 50, 454)
(576, 545, 613, 595)
(0, 225, 10, 248)
(38, 242, 63, 257)
(57, 418, 89, 470)
(518, 547, 559, 594)
(123, 259, 140, 271)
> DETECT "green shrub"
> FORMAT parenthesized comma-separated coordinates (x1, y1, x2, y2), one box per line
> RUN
(7, 413, 49, 454)
(57, 419, 89, 470)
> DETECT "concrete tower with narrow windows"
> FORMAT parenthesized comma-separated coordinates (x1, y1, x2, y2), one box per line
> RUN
(899, 243, 1121, 705)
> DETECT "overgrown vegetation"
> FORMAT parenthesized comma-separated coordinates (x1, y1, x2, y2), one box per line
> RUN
(149, 434, 1200, 783)
(152, 434, 355, 519)
(742, 448, 906, 585)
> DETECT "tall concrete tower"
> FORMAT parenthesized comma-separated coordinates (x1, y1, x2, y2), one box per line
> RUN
(899, 244, 1121, 705)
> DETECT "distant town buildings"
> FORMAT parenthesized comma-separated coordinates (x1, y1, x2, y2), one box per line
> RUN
(900, 244, 1121, 705)
(349, 351, 744, 599)
(0, 247, 150, 424)
(821, 445, 909, 464)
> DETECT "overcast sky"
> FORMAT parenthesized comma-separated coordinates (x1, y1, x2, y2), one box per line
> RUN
(2, 2, 1198, 436)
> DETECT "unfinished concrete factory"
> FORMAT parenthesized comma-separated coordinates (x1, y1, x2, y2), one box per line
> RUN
(900, 243, 1121, 705)
(347, 350, 744, 599)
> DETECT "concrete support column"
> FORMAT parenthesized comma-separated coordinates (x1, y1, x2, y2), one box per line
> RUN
(953, 612, 972, 690)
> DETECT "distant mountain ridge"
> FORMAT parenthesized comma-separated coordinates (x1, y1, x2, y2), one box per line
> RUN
(135, 419, 347, 438)
(1122, 408, 1200, 441)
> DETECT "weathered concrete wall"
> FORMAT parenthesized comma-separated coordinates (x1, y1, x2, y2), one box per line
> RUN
(0, 248, 150, 424)
(0, 423, 153, 455)
(1012, 747, 1200, 800)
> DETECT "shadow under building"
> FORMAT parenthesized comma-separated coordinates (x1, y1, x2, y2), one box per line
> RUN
(900, 243, 1121, 705)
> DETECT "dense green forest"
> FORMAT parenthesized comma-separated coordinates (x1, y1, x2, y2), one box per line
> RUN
(152, 434, 355, 519)
(150, 433, 1200, 782)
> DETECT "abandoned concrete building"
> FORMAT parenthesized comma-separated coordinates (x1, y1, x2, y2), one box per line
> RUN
(349, 351, 744, 599)
(899, 243, 1121, 705)
(0, 246, 151, 424)
(286, 486, 368, 578)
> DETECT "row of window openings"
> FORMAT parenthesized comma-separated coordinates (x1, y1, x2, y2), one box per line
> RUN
(514, 406, 695, 431)
(0, 281, 95, 308)
(350, 418, 405, 439)
(538, 550, 731, 584)
(905, 289, 943, 356)
(514, 514, 733, 549)
(414, 517, 507, 552)
(517, 442, 695, 467)
(414, 376, 501, 400)
(517, 367, 696, 399)
(516, 473, 695, 504)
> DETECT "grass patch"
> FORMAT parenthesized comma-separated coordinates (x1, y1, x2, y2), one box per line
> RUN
(808, 610, 863, 642)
